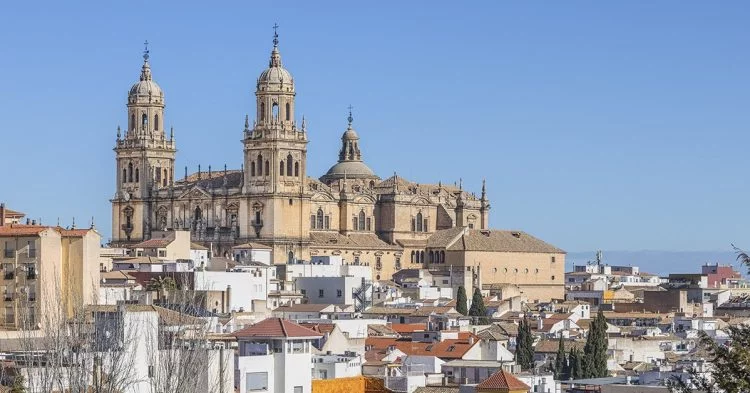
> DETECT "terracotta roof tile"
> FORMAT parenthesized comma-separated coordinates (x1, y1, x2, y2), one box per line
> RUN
(234, 318, 323, 339)
(299, 322, 336, 335)
(365, 336, 477, 359)
(390, 323, 427, 333)
(476, 369, 530, 391)
(427, 227, 564, 254)
(232, 242, 272, 250)
(0, 225, 50, 236)
(133, 237, 173, 248)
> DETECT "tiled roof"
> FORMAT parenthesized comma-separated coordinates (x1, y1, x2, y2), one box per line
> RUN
(0, 225, 94, 237)
(310, 232, 400, 250)
(396, 239, 429, 248)
(414, 388, 460, 393)
(368, 324, 400, 337)
(411, 306, 460, 317)
(174, 170, 244, 190)
(476, 369, 530, 391)
(365, 336, 477, 359)
(234, 318, 323, 339)
(190, 242, 209, 250)
(274, 303, 332, 313)
(299, 322, 336, 335)
(133, 237, 173, 248)
(428, 228, 564, 253)
(2, 208, 24, 218)
(362, 307, 414, 316)
(232, 242, 272, 250)
(477, 325, 513, 341)
(534, 339, 585, 354)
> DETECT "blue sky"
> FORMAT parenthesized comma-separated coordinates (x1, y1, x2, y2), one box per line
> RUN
(1, 1, 748, 252)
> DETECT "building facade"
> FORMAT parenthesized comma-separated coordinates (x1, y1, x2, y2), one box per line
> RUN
(110, 32, 489, 279)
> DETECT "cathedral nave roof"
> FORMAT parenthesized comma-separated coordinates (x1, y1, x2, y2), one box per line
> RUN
(310, 231, 400, 250)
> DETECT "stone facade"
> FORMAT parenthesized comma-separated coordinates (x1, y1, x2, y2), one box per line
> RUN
(110, 33, 489, 278)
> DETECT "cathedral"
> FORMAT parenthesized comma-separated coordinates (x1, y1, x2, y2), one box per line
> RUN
(111, 31, 490, 281)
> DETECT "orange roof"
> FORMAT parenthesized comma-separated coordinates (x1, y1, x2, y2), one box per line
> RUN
(390, 323, 427, 333)
(0, 225, 49, 236)
(476, 369, 529, 391)
(234, 318, 323, 339)
(365, 336, 477, 359)
(3, 208, 24, 218)
(299, 322, 336, 335)
(133, 238, 173, 248)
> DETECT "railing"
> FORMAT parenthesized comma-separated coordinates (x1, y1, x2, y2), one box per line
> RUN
(27, 249, 36, 258)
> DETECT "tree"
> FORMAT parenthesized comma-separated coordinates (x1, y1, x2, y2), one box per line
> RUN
(468, 287, 489, 324)
(553, 335, 567, 380)
(9, 375, 25, 393)
(568, 347, 583, 380)
(456, 286, 468, 316)
(666, 245, 750, 393)
(515, 318, 534, 370)
(582, 309, 609, 378)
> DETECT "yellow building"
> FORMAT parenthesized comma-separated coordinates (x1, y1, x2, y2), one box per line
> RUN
(0, 223, 100, 329)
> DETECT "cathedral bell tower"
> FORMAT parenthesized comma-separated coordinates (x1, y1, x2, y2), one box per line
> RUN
(112, 42, 176, 243)
(242, 26, 311, 262)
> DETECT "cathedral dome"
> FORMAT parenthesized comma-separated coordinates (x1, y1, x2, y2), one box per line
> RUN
(128, 60, 163, 101)
(324, 160, 377, 179)
(257, 36, 294, 90)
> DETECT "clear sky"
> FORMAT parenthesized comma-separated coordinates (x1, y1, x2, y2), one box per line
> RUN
(1, 1, 748, 252)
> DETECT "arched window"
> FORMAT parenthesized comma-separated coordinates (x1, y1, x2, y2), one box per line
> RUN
(280, 161, 285, 176)
(366, 217, 371, 231)
(358, 211, 366, 231)
(310, 215, 316, 229)
(255, 211, 261, 224)
(257, 154, 263, 176)
(141, 113, 148, 129)
(128, 163, 133, 182)
(272, 103, 279, 120)
(316, 209, 324, 230)
(122, 168, 127, 184)
(294, 162, 299, 177)
(420, 251, 425, 264)
(286, 154, 293, 176)
(416, 251, 421, 264)
(369, 180, 375, 189)
(135, 168, 139, 182)
(130, 114, 135, 131)
(411, 251, 415, 263)
(441, 251, 445, 263)
(416, 212, 423, 232)
(285, 102, 290, 121)
(154, 114, 159, 131)
(424, 218, 429, 232)
(264, 160, 269, 176)
(260, 102, 265, 121)
(429, 251, 434, 263)
(352, 217, 358, 230)
(163, 169, 168, 186)
(250, 162, 256, 177)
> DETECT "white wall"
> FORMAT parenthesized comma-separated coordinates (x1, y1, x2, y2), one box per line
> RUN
(296, 276, 362, 305)
(194, 271, 269, 312)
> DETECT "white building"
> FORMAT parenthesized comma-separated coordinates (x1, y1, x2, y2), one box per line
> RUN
(312, 352, 362, 379)
(191, 242, 209, 268)
(296, 276, 366, 306)
(281, 255, 372, 282)
(194, 267, 273, 312)
(233, 242, 273, 265)
(235, 318, 322, 393)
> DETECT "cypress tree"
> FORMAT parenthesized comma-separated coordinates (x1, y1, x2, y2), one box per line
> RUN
(515, 318, 534, 370)
(456, 286, 468, 316)
(582, 309, 609, 378)
(468, 287, 489, 324)
(553, 335, 567, 380)
(568, 347, 583, 380)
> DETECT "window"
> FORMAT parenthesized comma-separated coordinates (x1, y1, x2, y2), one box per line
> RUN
(135, 168, 139, 182)
(420, 251, 425, 264)
(551, 275, 556, 280)
(130, 114, 135, 130)
(128, 163, 133, 182)
(375, 257, 382, 270)
(551, 256, 556, 263)
(257, 154, 263, 176)
(280, 161, 285, 176)
(411, 218, 416, 232)
(337, 289, 342, 298)
(324, 216, 330, 229)
(141, 113, 148, 129)
(163, 169, 168, 186)
(154, 114, 159, 131)
(366, 217, 371, 231)
(441, 251, 445, 263)
(260, 102, 265, 121)
(310, 215, 316, 229)
(246, 372, 268, 391)
(294, 162, 299, 177)
(251, 162, 256, 177)
(395, 257, 401, 270)
(410, 251, 415, 263)
(255, 211, 261, 225)
(287, 154, 293, 176)
(358, 211, 365, 231)
(352, 217, 358, 230)
(155, 166, 161, 184)
(424, 219, 428, 232)
(158, 250, 166, 258)
(264, 161, 269, 176)
(294, 386, 303, 393)
(429, 251, 434, 263)
(272, 103, 279, 120)
(468, 223, 474, 229)
(416, 212, 423, 232)
(122, 168, 127, 184)
(316, 209, 324, 230)
(318, 289, 324, 298)
(300, 289, 306, 295)
(285, 103, 291, 121)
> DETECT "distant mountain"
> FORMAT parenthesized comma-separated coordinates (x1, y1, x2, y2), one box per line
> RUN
(565, 250, 744, 277)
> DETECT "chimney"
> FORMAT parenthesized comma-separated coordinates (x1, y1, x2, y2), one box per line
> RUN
(0, 203, 5, 227)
